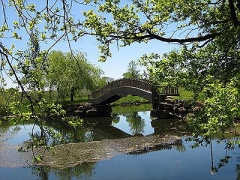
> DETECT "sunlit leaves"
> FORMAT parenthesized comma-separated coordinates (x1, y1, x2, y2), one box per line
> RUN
(26, 4, 36, 12)
(188, 78, 240, 136)
(40, 33, 47, 40)
(12, 32, 21, 40)
(82, 0, 240, 60)
(64, 117, 83, 129)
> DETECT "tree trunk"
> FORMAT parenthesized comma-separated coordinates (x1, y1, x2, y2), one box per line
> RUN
(70, 88, 74, 102)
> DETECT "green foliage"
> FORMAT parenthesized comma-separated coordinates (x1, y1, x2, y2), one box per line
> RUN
(62, 117, 83, 129)
(188, 78, 240, 136)
(139, 47, 240, 136)
(0, 90, 9, 117)
(177, 87, 198, 101)
(122, 60, 142, 79)
(82, 1, 240, 134)
(96, 76, 115, 89)
(126, 112, 145, 135)
(83, 0, 240, 61)
(47, 50, 104, 101)
(0, 88, 23, 117)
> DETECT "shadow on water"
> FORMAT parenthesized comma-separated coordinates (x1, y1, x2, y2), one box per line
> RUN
(0, 106, 239, 180)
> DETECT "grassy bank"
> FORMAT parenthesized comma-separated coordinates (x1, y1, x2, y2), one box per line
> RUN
(176, 87, 204, 101)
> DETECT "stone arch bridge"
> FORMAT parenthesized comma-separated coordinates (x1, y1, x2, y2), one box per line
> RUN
(89, 78, 179, 110)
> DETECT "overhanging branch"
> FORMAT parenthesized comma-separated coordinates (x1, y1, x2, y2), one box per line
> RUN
(106, 31, 221, 44)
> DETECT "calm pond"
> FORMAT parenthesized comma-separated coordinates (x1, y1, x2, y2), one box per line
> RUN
(0, 107, 239, 180)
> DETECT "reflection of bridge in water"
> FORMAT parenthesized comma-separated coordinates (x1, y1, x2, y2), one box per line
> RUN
(83, 116, 132, 140)
(83, 113, 186, 140)
(90, 78, 179, 110)
(84, 115, 184, 155)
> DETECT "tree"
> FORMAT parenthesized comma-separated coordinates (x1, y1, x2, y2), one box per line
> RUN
(83, 0, 240, 61)
(0, 0, 89, 119)
(82, 0, 240, 150)
(96, 76, 115, 88)
(122, 60, 142, 79)
(1, 1, 239, 93)
(0, 1, 106, 155)
(20, 31, 48, 99)
(1, 1, 238, 103)
(47, 51, 104, 102)
(0, 0, 89, 96)
(125, 112, 145, 135)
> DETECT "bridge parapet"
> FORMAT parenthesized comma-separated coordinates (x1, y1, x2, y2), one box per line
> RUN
(91, 78, 152, 99)
(158, 86, 179, 96)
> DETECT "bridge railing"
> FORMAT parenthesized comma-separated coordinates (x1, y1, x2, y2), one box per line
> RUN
(159, 86, 179, 96)
(91, 78, 152, 99)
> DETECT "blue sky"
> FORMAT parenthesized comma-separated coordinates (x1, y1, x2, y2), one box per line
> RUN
(0, 0, 179, 88)
(51, 36, 178, 79)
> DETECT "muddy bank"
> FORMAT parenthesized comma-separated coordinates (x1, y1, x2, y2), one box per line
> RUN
(37, 135, 181, 168)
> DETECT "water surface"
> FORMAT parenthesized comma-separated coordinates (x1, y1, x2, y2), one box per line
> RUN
(0, 110, 239, 180)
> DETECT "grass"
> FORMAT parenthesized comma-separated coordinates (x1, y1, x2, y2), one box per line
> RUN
(112, 95, 149, 106)
(111, 87, 202, 106)
(177, 87, 193, 100)
(176, 87, 204, 101)
(112, 103, 152, 114)
(56, 95, 90, 105)
(0, 89, 92, 117)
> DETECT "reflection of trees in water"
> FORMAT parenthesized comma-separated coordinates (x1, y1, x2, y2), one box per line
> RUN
(175, 144, 186, 152)
(57, 128, 89, 143)
(84, 130, 95, 142)
(0, 124, 21, 142)
(151, 119, 188, 136)
(2, 113, 239, 178)
(112, 112, 146, 135)
(112, 114, 120, 124)
(28, 126, 88, 147)
(125, 112, 145, 135)
(236, 164, 240, 180)
(209, 139, 233, 175)
(32, 162, 96, 180)
(54, 162, 96, 180)
(127, 141, 184, 155)
(186, 135, 240, 176)
(32, 166, 50, 180)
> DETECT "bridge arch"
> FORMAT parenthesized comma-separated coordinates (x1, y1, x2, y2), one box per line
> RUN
(90, 78, 154, 105)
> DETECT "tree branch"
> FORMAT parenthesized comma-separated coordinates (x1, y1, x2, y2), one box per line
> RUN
(107, 30, 221, 44)
(228, 0, 240, 26)
(0, 43, 35, 112)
